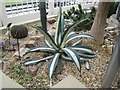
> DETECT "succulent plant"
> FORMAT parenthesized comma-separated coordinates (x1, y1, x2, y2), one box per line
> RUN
(63, 4, 96, 31)
(11, 25, 28, 39)
(23, 7, 96, 83)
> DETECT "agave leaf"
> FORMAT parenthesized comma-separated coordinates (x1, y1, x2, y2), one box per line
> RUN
(66, 34, 95, 44)
(60, 18, 89, 48)
(71, 46, 95, 55)
(61, 54, 88, 62)
(55, 7, 63, 45)
(55, 60, 63, 75)
(28, 46, 56, 52)
(78, 52, 96, 59)
(85, 61, 90, 70)
(45, 39, 52, 48)
(72, 39, 82, 46)
(24, 55, 54, 66)
(67, 31, 76, 37)
(61, 13, 64, 33)
(49, 53, 61, 79)
(33, 26, 59, 50)
(63, 48, 81, 72)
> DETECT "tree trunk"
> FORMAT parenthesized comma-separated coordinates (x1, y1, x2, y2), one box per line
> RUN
(39, 0, 47, 32)
(90, 0, 111, 45)
(101, 31, 120, 88)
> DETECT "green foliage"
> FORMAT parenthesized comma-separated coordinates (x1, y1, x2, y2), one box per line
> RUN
(63, 4, 97, 31)
(0, 52, 5, 59)
(11, 25, 28, 39)
(107, 2, 119, 18)
(11, 64, 25, 79)
(23, 7, 96, 80)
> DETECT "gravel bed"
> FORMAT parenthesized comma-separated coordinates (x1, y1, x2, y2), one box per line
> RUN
(2, 22, 120, 89)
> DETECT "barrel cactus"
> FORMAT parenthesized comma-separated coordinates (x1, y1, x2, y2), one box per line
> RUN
(10, 25, 28, 58)
(11, 25, 28, 39)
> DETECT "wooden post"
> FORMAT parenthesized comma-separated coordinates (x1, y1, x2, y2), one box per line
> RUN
(39, 0, 47, 32)
(101, 27, 120, 88)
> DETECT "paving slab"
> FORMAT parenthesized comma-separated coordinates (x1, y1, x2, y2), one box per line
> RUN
(0, 71, 26, 89)
(51, 75, 88, 89)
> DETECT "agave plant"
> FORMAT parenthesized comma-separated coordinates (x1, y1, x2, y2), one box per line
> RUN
(23, 7, 96, 82)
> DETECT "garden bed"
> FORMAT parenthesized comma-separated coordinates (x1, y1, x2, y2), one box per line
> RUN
(1, 20, 120, 89)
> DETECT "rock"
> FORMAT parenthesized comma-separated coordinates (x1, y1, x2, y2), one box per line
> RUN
(104, 33, 110, 39)
(52, 26, 56, 29)
(25, 40, 37, 48)
(109, 31, 117, 36)
(0, 60, 10, 71)
(14, 47, 29, 57)
(47, 18, 56, 24)
(0, 60, 4, 70)
(105, 26, 115, 31)
(117, 80, 120, 88)
(48, 29, 56, 36)
(107, 14, 119, 27)
(107, 45, 113, 55)
(30, 35, 44, 42)
(28, 65, 38, 77)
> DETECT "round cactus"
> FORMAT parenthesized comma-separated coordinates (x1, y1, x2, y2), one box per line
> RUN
(11, 25, 28, 39)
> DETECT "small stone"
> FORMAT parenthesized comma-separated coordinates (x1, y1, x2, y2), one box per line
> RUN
(0, 60, 4, 70)
(47, 18, 56, 24)
(107, 45, 113, 54)
(48, 29, 56, 36)
(109, 31, 117, 36)
(25, 40, 37, 48)
(104, 33, 110, 39)
(14, 47, 29, 57)
(28, 65, 38, 77)
(105, 26, 115, 31)
(52, 26, 56, 29)
(30, 35, 44, 42)
(0, 60, 10, 71)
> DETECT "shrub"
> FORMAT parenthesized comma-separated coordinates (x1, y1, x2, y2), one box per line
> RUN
(63, 4, 96, 31)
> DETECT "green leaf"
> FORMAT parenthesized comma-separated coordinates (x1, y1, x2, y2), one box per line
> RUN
(63, 48, 81, 72)
(78, 52, 96, 59)
(55, 7, 64, 46)
(28, 46, 56, 52)
(49, 53, 61, 79)
(71, 46, 95, 55)
(61, 54, 88, 62)
(66, 34, 95, 44)
(67, 31, 76, 37)
(61, 14, 64, 33)
(85, 61, 90, 70)
(55, 7, 62, 45)
(33, 26, 59, 50)
(45, 39, 52, 48)
(24, 55, 54, 66)
(60, 18, 89, 48)
(72, 39, 82, 46)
